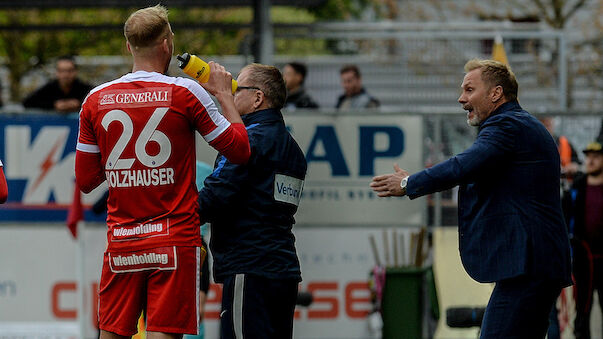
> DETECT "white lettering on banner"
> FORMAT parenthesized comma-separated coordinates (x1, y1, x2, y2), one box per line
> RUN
(113, 223, 163, 237)
(105, 167, 174, 188)
(274, 174, 304, 206)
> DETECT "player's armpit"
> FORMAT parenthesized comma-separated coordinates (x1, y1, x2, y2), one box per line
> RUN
(75, 151, 105, 193)
(209, 123, 250, 164)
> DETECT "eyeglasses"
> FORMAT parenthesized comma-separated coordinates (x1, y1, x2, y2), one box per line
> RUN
(235, 86, 261, 93)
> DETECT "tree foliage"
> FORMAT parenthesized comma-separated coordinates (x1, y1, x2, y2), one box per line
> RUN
(0, 1, 378, 101)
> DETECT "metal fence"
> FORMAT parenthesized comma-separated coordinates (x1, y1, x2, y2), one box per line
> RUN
(4, 23, 588, 115)
(275, 23, 568, 113)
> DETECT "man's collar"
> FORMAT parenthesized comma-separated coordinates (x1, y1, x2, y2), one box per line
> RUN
(348, 87, 367, 97)
(487, 100, 520, 119)
(241, 108, 283, 126)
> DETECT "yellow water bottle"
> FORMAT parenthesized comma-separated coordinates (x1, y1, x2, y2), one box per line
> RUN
(177, 53, 238, 94)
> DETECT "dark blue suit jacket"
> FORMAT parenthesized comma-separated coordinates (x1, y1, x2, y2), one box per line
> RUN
(407, 101, 572, 285)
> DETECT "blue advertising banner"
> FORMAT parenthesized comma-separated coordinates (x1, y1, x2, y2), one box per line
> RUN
(195, 113, 426, 226)
(0, 113, 107, 222)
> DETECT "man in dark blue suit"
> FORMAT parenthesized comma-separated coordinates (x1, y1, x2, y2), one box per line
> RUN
(371, 59, 572, 338)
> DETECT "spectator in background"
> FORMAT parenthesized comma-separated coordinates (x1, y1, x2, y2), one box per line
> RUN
(23, 55, 92, 114)
(564, 140, 603, 339)
(282, 62, 319, 110)
(541, 116, 580, 339)
(541, 117, 581, 180)
(336, 64, 379, 110)
(0, 159, 7, 203)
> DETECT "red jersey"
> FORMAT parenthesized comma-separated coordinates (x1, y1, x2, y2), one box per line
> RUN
(76, 71, 249, 252)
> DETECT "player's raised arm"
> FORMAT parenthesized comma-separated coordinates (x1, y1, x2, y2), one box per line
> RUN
(200, 61, 243, 125)
(193, 61, 250, 164)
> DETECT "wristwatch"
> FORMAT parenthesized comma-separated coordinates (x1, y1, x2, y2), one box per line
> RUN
(400, 176, 408, 194)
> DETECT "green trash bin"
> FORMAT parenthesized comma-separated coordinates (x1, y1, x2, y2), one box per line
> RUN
(381, 266, 430, 339)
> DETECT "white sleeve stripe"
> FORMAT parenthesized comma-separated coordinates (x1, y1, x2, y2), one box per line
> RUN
(203, 121, 231, 143)
(77, 143, 100, 153)
(0, 159, 3, 166)
(169, 77, 232, 133)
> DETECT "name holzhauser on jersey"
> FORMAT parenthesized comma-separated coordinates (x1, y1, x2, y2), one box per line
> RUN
(105, 168, 174, 188)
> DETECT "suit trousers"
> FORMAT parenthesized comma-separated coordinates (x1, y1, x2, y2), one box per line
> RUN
(480, 275, 562, 339)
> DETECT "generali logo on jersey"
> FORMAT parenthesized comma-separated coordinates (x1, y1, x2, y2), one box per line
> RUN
(98, 87, 172, 109)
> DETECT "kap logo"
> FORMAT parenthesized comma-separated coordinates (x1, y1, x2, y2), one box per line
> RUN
(305, 125, 405, 176)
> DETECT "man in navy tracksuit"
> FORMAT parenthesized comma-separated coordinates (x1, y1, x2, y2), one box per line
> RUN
(198, 63, 307, 339)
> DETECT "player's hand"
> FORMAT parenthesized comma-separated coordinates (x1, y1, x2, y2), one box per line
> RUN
(200, 61, 232, 97)
(370, 163, 409, 197)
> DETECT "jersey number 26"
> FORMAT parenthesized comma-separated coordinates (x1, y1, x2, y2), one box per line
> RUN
(102, 107, 172, 170)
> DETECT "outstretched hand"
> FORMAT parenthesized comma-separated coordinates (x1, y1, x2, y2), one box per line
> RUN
(370, 163, 409, 197)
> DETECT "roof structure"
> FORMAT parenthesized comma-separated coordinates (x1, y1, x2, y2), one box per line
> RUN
(0, 0, 326, 8)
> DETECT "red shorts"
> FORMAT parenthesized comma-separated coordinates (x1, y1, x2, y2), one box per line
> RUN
(98, 246, 206, 336)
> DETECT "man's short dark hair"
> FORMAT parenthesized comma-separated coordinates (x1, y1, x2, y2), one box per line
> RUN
(340, 64, 361, 78)
(56, 55, 77, 68)
(286, 62, 307, 81)
(242, 63, 287, 110)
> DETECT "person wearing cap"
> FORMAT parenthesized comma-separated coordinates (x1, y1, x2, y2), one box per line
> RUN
(563, 140, 603, 339)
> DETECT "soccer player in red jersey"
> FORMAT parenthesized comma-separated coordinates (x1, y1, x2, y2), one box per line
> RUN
(0, 159, 7, 203)
(74, 5, 250, 339)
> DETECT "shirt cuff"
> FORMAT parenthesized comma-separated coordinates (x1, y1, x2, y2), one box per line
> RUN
(76, 142, 100, 153)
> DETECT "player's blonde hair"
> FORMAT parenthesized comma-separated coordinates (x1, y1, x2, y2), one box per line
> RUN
(124, 5, 171, 49)
(241, 63, 287, 110)
(464, 59, 518, 102)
